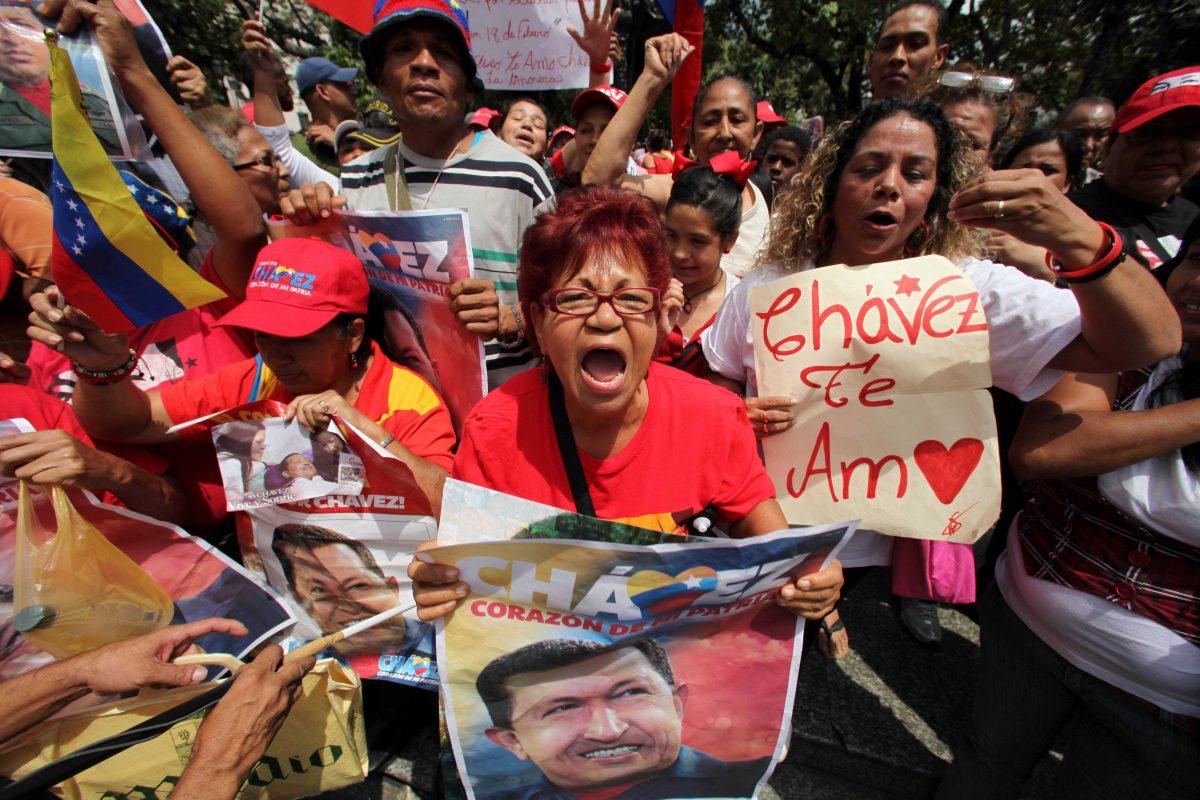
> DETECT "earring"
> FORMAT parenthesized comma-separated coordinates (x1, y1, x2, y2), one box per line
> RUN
(816, 213, 835, 251)
(349, 350, 361, 369)
(904, 221, 932, 256)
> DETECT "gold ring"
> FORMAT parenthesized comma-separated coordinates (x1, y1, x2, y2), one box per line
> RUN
(994, 199, 1006, 219)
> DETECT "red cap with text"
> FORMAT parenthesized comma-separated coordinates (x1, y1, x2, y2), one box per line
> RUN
(216, 238, 368, 337)
(1111, 66, 1200, 134)
(571, 85, 628, 120)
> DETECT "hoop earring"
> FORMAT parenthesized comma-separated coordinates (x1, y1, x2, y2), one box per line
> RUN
(816, 213, 835, 251)
(904, 221, 932, 256)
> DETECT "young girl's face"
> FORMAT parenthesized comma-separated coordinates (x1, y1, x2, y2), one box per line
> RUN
(664, 204, 730, 289)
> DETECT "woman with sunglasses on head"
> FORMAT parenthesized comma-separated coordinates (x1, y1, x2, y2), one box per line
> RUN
(929, 67, 1031, 171)
(406, 185, 845, 624)
(702, 97, 1180, 654)
(938, 220, 1200, 800)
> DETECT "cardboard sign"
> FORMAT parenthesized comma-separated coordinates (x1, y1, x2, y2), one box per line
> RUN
(750, 256, 1001, 543)
(460, 0, 591, 91)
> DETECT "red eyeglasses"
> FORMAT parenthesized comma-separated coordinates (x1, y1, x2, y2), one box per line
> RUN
(542, 287, 661, 317)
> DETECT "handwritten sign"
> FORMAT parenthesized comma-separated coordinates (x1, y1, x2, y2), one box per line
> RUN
(460, 0, 591, 90)
(750, 256, 1001, 543)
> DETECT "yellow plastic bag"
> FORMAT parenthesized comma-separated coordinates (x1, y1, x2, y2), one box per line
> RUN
(0, 657, 368, 800)
(12, 482, 174, 658)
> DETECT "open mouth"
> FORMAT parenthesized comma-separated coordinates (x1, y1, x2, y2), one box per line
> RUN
(863, 210, 898, 231)
(515, 132, 535, 145)
(580, 348, 627, 394)
(580, 744, 640, 759)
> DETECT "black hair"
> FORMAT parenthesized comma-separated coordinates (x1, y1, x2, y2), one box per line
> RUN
(1057, 95, 1115, 125)
(878, 0, 948, 43)
(477, 638, 675, 728)
(331, 286, 426, 366)
(824, 97, 962, 249)
(502, 95, 547, 122)
(764, 125, 814, 158)
(690, 74, 758, 129)
(998, 127, 1085, 191)
(928, 65, 1029, 152)
(646, 128, 670, 152)
(666, 166, 743, 241)
(271, 523, 386, 590)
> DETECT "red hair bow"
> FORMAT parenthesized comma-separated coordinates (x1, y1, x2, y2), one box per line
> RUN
(671, 149, 758, 187)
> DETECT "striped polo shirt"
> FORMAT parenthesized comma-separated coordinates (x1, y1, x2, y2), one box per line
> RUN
(340, 131, 553, 389)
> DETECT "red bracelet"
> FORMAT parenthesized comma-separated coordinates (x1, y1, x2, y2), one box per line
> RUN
(1045, 222, 1125, 283)
(589, 59, 613, 74)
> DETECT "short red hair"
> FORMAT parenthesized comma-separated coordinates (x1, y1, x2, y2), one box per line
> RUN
(518, 186, 671, 354)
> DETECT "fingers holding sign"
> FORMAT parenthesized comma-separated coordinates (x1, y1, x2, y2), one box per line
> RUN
(409, 539, 469, 622)
(745, 395, 798, 438)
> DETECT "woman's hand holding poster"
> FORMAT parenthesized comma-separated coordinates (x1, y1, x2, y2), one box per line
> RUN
(750, 255, 1001, 543)
(432, 481, 855, 800)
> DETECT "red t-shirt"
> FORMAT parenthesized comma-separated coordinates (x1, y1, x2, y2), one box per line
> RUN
(26, 250, 254, 401)
(158, 340, 456, 472)
(452, 362, 774, 532)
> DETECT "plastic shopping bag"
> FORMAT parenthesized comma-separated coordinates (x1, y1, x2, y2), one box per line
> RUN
(0, 657, 368, 800)
(12, 481, 174, 658)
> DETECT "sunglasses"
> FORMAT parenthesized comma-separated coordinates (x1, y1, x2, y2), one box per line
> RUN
(232, 150, 280, 171)
(937, 71, 1016, 95)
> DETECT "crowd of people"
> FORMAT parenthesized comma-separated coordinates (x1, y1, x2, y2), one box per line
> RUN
(0, 0, 1196, 796)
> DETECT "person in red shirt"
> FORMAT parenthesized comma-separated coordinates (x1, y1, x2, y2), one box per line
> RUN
(26, 238, 455, 515)
(408, 186, 843, 620)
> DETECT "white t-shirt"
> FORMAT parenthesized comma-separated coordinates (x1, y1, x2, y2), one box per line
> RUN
(1097, 355, 1200, 542)
(720, 182, 770, 279)
(702, 256, 1083, 567)
(999, 525, 1200, 716)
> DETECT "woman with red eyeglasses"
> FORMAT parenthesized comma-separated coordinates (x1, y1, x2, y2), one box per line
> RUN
(407, 185, 845, 623)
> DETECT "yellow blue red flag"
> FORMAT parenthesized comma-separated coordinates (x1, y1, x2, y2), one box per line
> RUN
(47, 33, 224, 333)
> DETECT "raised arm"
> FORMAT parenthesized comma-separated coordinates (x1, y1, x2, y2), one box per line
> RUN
(45, 0, 267, 299)
(567, 0, 619, 88)
(950, 169, 1181, 373)
(1010, 370, 1200, 479)
(580, 34, 692, 207)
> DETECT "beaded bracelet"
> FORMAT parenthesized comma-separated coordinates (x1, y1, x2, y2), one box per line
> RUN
(73, 349, 138, 385)
(1045, 222, 1125, 284)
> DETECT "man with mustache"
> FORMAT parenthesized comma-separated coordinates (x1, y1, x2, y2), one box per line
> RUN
(475, 638, 771, 800)
(1069, 67, 1200, 271)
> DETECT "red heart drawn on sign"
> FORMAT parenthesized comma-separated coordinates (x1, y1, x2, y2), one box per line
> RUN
(913, 439, 984, 504)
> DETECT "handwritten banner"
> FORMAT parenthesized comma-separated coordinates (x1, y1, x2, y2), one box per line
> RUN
(750, 256, 1001, 543)
(461, 0, 591, 90)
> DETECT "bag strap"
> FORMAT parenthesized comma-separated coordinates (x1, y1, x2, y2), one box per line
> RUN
(547, 371, 596, 517)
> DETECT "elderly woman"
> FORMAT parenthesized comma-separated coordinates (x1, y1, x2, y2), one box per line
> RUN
(26, 238, 455, 514)
(939, 222, 1200, 799)
(408, 185, 844, 622)
(702, 97, 1180, 654)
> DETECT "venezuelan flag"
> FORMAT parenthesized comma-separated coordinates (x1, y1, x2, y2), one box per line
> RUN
(655, 0, 705, 150)
(47, 34, 224, 333)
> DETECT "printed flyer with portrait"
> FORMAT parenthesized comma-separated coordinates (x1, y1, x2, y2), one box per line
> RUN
(750, 255, 1001, 543)
(268, 209, 485, 433)
(431, 481, 855, 800)
(0, 418, 294, 685)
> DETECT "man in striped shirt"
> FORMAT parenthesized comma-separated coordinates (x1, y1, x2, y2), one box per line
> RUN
(281, 0, 553, 390)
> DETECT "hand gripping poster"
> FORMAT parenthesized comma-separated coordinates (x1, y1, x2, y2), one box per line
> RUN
(269, 209, 485, 433)
(0, 418, 294, 684)
(430, 489, 854, 800)
(750, 255, 1001, 543)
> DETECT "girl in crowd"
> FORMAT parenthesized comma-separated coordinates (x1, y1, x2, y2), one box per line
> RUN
(497, 97, 549, 161)
(639, 128, 675, 174)
(986, 128, 1088, 281)
(658, 162, 745, 376)
(702, 97, 1180, 657)
(583, 35, 771, 278)
(939, 222, 1200, 799)
(408, 186, 844, 623)
(25, 238, 456, 515)
(215, 420, 268, 497)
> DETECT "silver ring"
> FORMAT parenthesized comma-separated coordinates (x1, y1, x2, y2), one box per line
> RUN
(319, 400, 329, 412)
(994, 199, 1006, 219)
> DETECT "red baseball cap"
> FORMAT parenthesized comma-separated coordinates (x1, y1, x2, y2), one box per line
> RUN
(757, 100, 787, 127)
(469, 107, 502, 130)
(1111, 66, 1200, 134)
(216, 238, 368, 338)
(549, 125, 575, 146)
(571, 85, 628, 121)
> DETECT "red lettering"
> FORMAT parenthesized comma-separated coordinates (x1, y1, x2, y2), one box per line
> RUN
(887, 274, 960, 344)
(487, 602, 506, 618)
(526, 609, 545, 624)
(506, 604, 526, 621)
(811, 282, 852, 350)
(955, 292, 988, 334)
(800, 354, 884, 408)
(787, 421, 838, 503)
(470, 600, 487, 617)
(756, 287, 806, 361)
(856, 295, 902, 345)
(860, 378, 896, 407)
(841, 454, 908, 499)
(922, 294, 956, 337)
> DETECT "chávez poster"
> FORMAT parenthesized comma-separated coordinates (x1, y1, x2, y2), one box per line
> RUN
(750, 255, 1000, 543)
(269, 209, 484, 433)
(429, 495, 853, 800)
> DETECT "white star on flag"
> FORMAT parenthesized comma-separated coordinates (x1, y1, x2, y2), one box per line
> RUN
(682, 576, 704, 589)
(127, 183, 138, 194)
(76, 233, 85, 245)
(74, 218, 84, 229)
(54, 180, 65, 190)
(71, 245, 82, 256)
(65, 199, 78, 211)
